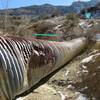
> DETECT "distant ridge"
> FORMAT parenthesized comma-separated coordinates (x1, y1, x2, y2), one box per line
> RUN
(0, 0, 99, 17)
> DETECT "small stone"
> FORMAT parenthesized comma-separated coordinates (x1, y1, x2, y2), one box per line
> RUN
(67, 84, 75, 89)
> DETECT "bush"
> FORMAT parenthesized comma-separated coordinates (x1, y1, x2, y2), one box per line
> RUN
(39, 13, 50, 20)
(64, 13, 80, 32)
(34, 21, 54, 33)
(0, 15, 33, 36)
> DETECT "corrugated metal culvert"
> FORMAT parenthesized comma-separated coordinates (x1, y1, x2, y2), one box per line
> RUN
(0, 36, 87, 100)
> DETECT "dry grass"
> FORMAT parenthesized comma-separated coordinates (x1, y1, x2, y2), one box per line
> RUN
(0, 15, 33, 36)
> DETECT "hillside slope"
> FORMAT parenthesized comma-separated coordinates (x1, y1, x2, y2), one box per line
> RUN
(0, 0, 99, 17)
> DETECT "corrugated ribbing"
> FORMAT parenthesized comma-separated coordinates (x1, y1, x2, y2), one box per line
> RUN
(0, 36, 86, 100)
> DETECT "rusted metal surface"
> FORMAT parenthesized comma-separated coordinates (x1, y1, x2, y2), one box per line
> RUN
(0, 36, 86, 100)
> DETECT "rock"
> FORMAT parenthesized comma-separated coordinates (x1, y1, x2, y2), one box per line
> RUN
(67, 84, 75, 90)
(76, 93, 88, 100)
(58, 91, 66, 100)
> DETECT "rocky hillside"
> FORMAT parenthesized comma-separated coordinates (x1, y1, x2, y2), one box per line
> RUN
(0, 0, 99, 17)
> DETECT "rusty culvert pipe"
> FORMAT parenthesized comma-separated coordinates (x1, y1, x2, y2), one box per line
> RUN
(0, 36, 87, 100)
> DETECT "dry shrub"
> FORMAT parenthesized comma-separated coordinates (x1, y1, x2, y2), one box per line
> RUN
(15, 16, 32, 36)
(64, 13, 80, 32)
(62, 13, 80, 40)
(0, 15, 33, 36)
(34, 21, 54, 33)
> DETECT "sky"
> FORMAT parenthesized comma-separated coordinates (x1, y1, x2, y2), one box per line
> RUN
(0, 0, 91, 9)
